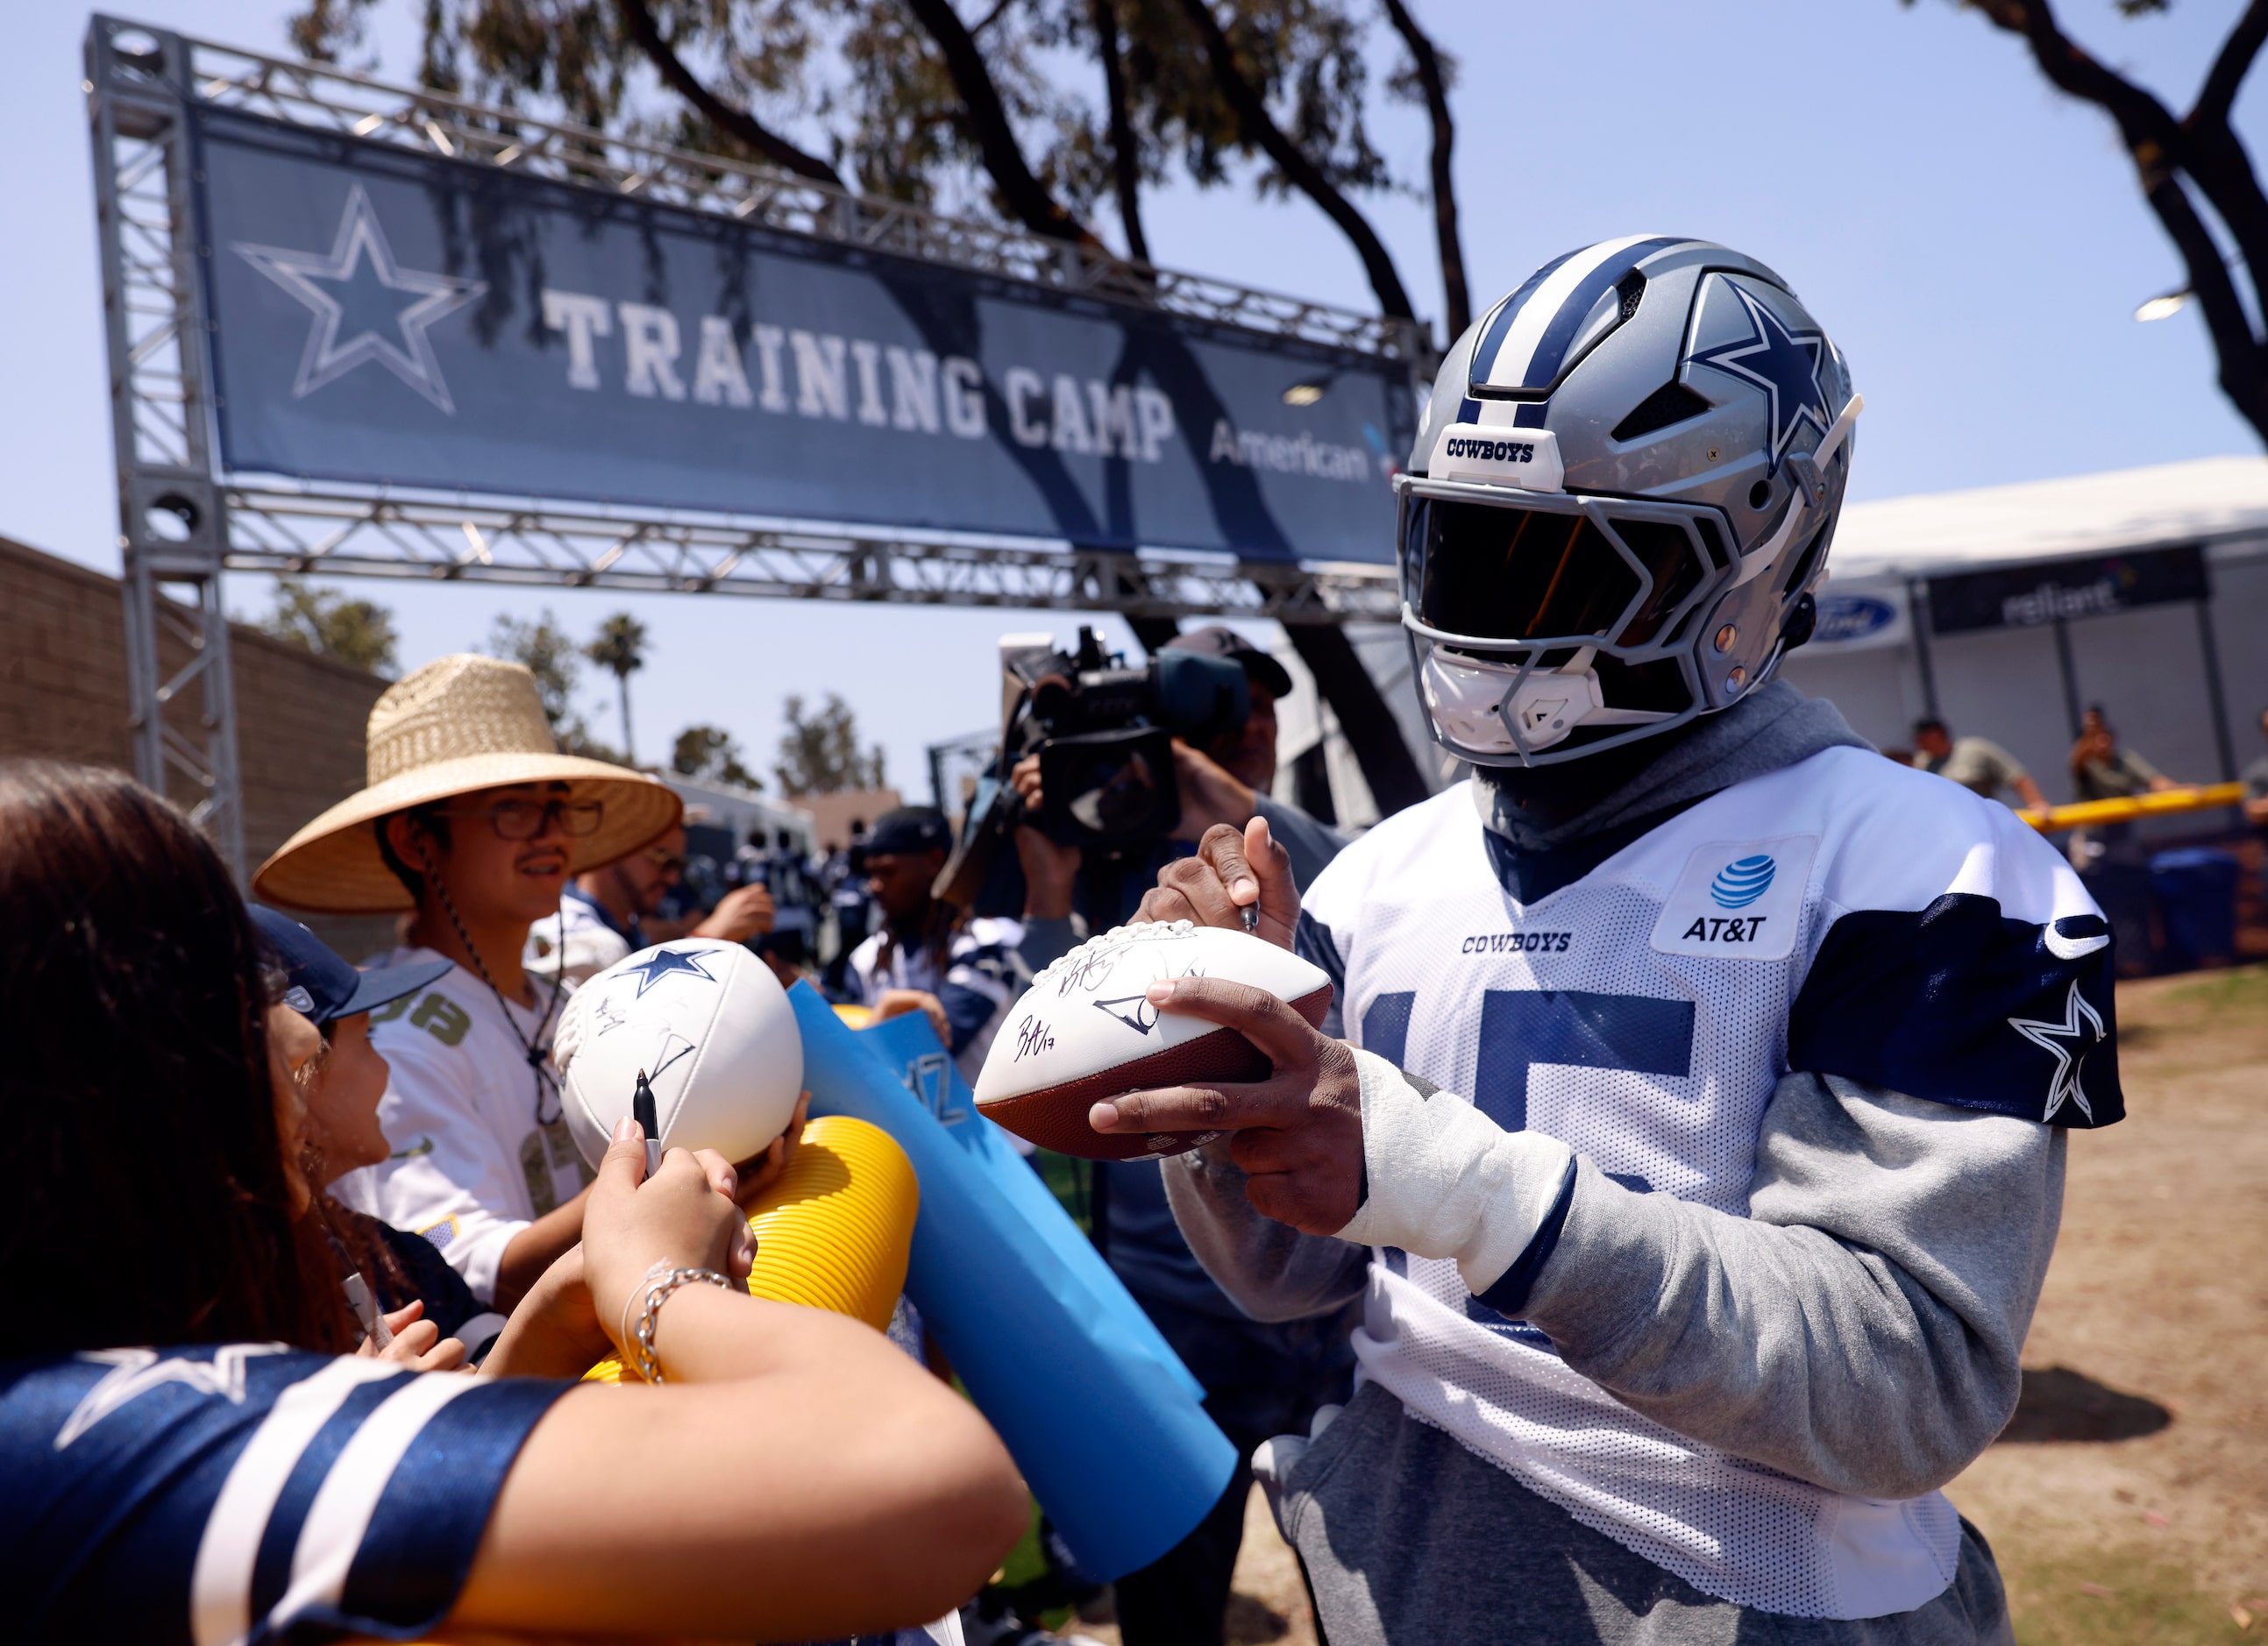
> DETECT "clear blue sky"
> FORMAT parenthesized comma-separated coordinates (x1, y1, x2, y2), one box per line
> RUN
(4, 0, 2261, 794)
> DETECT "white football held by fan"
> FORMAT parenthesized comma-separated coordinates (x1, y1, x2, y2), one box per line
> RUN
(554, 938, 803, 1169)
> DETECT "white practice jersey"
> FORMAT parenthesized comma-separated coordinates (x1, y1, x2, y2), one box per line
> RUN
(334, 950, 589, 1305)
(848, 916, 1025, 1089)
(1298, 747, 2119, 1619)
(522, 890, 631, 987)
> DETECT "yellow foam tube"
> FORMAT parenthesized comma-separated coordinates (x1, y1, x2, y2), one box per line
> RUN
(584, 1115, 918, 1383)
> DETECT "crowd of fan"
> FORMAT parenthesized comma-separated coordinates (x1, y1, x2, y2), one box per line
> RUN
(11, 617, 2264, 1645)
(0, 626, 1352, 1646)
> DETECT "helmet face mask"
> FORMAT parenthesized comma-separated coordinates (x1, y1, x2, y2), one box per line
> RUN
(1402, 236, 1859, 769)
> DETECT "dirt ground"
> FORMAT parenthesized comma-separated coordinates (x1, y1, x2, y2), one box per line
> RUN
(1070, 964, 2268, 1646)
(1944, 963, 2268, 1643)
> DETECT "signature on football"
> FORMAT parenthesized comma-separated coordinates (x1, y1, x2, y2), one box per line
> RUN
(1055, 944, 1129, 997)
(1012, 1014, 1057, 1061)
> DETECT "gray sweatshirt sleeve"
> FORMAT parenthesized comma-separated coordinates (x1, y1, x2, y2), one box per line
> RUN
(1161, 1142, 1369, 1323)
(1521, 1070, 2065, 1501)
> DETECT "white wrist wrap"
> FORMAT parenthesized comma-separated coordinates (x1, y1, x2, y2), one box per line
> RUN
(1333, 1047, 1577, 1299)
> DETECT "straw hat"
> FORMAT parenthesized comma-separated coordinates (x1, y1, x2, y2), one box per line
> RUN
(253, 654, 682, 914)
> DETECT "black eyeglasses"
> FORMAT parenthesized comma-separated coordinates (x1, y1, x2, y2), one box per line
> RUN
(439, 798, 605, 841)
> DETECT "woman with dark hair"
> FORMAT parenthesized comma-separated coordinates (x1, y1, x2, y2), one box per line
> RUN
(0, 761, 1026, 1643)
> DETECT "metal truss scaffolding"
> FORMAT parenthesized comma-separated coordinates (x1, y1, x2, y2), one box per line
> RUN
(86, 15, 1418, 881)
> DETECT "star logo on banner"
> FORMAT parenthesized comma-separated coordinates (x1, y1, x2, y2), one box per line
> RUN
(54, 1344, 289, 1451)
(617, 947, 720, 999)
(1689, 283, 1831, 473)
(232, 183, 486, 414)
(2008, 980, 2105, 1124)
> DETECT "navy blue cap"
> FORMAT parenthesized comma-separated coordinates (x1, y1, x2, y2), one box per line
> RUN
(250, 906, 453, 1025)
(864, 806, 953, 857)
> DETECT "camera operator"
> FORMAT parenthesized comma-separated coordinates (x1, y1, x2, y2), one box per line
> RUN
(1005, 628, 1357, 1646)
(1011, 627, 1347, 976)
(844, 806, 1023, 1088)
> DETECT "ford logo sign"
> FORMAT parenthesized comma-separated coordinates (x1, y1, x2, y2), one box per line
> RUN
(1810, 594, 1896, 645)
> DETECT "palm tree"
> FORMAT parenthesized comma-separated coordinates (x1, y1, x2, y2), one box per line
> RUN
(585, 613, 650, 766)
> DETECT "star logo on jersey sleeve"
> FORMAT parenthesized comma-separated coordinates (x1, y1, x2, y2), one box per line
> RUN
(54, 1344, 290, 1450)
(232, 183, 486, 414)
(1689, 283, 1831, 472)
(2007, 980, 2105, 1124)
(618, 947, 720, 997)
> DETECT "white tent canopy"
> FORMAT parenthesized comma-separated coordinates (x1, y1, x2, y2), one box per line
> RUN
(1786, 456, 2268, 808)
(1831, 456, 2268, 578)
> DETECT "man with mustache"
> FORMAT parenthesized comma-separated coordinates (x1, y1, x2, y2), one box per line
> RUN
(256, 655, 687, 1311)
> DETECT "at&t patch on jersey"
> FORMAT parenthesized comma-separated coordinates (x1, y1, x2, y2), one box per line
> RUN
(1649, 835, 1818, 961)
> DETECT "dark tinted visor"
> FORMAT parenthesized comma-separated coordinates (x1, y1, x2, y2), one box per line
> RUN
(1405, 496, 1716, 649)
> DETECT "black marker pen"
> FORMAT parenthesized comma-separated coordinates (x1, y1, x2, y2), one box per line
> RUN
(633, 1068, 663, 1176)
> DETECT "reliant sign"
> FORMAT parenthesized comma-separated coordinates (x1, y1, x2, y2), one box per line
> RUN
(192, 108, 1416, 566)
(1924, 544, 2208, 635)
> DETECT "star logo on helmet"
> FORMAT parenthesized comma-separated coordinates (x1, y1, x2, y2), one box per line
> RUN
(1688, 283, 1831, 474)
(617, 947, 719, 998)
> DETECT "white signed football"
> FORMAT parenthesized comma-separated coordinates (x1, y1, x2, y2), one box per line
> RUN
(554, 938, 803, 1170)
(973, 921, 1333, 1160)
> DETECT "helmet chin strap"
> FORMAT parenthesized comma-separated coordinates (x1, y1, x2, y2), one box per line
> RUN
(1727, 393, 1863, 590)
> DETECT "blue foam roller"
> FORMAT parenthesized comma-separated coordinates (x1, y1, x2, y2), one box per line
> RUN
(791, 985, 1235, 1579)
(858, 1007, 1205, 1402)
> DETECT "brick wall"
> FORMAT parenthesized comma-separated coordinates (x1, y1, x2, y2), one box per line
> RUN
(0, 534, 397, 955)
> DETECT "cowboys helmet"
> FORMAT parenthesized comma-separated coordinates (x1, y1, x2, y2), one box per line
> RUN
(1401, 235, 1860, 766)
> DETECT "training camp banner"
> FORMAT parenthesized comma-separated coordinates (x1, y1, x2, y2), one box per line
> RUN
(190, 108, 1417, 568)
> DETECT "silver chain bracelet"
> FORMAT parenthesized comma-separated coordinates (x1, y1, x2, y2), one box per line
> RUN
(622, 1262, 736, 1384)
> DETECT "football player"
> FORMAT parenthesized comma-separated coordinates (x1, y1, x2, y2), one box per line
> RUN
(1102, 236, 2118, 1644)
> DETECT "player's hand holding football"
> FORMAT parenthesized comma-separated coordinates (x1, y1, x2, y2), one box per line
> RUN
(1136, 815, 1301, 950)
(1090, 975, 1365, 1236)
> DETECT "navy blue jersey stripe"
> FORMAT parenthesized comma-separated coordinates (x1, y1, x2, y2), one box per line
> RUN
(1788, 894, 2122, 1127)
(1361, 991, 1416, 1066)
(328, 1377, 571, 1635)
(248, 1374, 402, 1624)
(1510, 236, 1686, 392)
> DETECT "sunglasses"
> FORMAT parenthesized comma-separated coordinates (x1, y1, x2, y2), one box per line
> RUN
(439, 797, 605, 841)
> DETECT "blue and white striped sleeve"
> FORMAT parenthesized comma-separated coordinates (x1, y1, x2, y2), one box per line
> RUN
(4, 1346, 572, 1644)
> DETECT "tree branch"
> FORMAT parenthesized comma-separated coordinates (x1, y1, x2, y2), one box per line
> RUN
(619, 0, 844, 188)
(1975, 0, 2186, 154)
(896, 0, 1104, 247)
(2139, 168, 2268, 435)
(1166, 0, 1416, 320)
(2192, 0, 2268, 131)
(1972, 0, 2268, 441)
(1091, 0, 1152, 263)
(1378, 0, 1467, 339)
